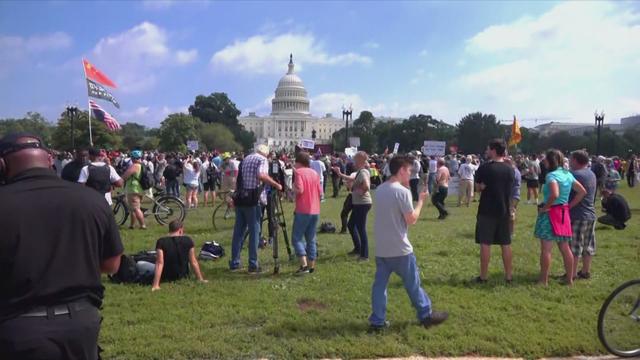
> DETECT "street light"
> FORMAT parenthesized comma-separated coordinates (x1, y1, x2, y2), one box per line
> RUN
(342, 104, 353, 150)
(66, 105, 79, 151)
(594, 110, 605, 156)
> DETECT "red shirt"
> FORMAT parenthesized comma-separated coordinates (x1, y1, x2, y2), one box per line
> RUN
(294, 167, 322, 215)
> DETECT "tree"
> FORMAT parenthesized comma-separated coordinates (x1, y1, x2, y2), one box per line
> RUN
(188, 92, 255, 150)
(0, 112, 53, 145)
(198, 123, 242, 152)
(158, 113, 199, 152)
(351, 111, 376, 152)
(456, 112, 502, 154)
(51, 110, 122, 150)
(119, 122, 147, 150)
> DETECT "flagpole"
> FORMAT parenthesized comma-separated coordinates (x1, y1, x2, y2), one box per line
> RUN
(82, 58, 93, 146)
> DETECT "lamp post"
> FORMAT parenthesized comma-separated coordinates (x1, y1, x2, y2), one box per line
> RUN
(594, 110, 605, 156)
(342, 104, 353, 150)
(66, 106, 79, 151)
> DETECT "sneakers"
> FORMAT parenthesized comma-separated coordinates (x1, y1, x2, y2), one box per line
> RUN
(421, 311, 449, 328)
(308, 267, 315, 274)
(347, 249, 360, 256)
(577, 271, 591, 280)
(248, 267, 263, 275)
(368, 321, 390, 333)
(474, 276, 488, 284)
(295, 266, 310, 275)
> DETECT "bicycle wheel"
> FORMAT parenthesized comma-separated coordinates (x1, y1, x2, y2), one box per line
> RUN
(212, 202, 235, 231)
(598, 279, 640, 358)
(112, 198, 129, 226)
(153, 196, 186, 226)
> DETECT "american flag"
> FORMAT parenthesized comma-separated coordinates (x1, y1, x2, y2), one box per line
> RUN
(89, 100, 121, 131)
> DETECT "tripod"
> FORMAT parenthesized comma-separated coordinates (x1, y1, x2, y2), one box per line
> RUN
(268, 190, 293, 274)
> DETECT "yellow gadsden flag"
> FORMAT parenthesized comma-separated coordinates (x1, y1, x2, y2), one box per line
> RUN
(509, 115, 522, 146)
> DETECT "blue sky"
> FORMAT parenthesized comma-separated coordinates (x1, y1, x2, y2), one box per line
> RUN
(1, 0, 639, 128)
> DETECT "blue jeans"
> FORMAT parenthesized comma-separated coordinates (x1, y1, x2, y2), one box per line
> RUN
(427, 173, 437, 194)
(229, 205, 262, 270)
(292, 213, 319, 260)
(166, 179, 180, 197)
(348, 204, 371, 258)
(369, 253, 432, 326)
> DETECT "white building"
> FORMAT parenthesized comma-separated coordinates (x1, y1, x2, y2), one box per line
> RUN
(239, 55, 344, 149)
(534, 121, 626, 136)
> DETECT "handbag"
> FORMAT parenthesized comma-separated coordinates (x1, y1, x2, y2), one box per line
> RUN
(548, 204, 572, 237)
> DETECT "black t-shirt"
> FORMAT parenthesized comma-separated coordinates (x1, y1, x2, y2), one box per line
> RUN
(61, 159, 87, 182)
(602, 194, 631, 222)
(155, 236, 194, 282)
(475, 161, 515, 218)
(163, 163, 178, 181)
(0, 168, 123, 321)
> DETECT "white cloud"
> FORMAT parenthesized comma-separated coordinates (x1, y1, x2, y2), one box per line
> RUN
(141, 0, 175, 10)
(363, 41, 380, 49)
(0, 32, 72, 76)
(175, 49, 198, 64)
(120, 104, 188, 126)
(91, 22, 197, 93)
(211, 33, 372, 75)
(419, 49, 429, 57)
(459, 2, 640, 122)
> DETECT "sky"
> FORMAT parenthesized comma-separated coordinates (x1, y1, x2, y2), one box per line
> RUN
(1, 0, 639, 128)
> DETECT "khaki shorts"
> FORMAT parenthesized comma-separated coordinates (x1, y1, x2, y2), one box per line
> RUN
(127, 193, 142, 210)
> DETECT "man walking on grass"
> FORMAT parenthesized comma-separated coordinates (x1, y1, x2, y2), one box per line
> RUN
(369, 155, 448, 331)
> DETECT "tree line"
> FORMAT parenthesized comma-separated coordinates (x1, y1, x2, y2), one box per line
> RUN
(2, 97, 639, 157)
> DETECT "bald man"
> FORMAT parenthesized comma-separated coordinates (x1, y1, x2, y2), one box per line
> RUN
(0, 133, 123, 360)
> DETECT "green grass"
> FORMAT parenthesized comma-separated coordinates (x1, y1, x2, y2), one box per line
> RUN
(101, 183, 640, 359)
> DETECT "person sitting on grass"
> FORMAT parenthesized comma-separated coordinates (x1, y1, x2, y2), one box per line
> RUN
(369, 155, 448, 332)
(151, 220, 207, 291)
(598, 188, 631, 230)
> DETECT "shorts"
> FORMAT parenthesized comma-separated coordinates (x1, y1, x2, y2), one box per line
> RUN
(203, 182, 216, 191)
(475, 214, 511, 245)
(571, 220, 596, 256)
(526, 179, 539, 188)
(127, 193, 142, 210)
(184, 183, 198, 191)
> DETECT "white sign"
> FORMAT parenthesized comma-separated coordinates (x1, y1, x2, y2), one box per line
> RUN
(344, 147, 358, 157)
(299, 139, 315, 149)
(423, 141, 446, 156)
(393, 142, 400, 154)
(348, 137, 360, 147)
(187, 140, 199, 151)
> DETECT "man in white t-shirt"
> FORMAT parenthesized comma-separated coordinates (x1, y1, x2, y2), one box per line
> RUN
(310, 155, 327, 200)
(77, 148, 123, 205)
(369, 155, 448, 332)
(427, 156, 438, 193)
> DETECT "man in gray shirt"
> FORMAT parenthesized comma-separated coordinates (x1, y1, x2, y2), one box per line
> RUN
(369, 155, 448, 332)
(569, 150, 597, 280)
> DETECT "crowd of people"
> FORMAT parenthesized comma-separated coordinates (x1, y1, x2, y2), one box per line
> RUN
(1, 130, 638, 358)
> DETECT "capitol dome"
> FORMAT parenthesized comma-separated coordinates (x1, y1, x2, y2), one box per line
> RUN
(271, 54, 310, 115)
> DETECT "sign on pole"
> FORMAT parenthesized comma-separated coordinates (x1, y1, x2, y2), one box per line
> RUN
(393, 142, 400, 154)
(299, 139, 315, 149)
(422, 141, 446, 156)
(348, 137, 360, 148)
(187, 140, 199, 151)
(344, 147, 358, 157)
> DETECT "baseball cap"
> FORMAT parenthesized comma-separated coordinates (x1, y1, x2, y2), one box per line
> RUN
(0, 132, 48, 157)
(131, 150, 143, 159)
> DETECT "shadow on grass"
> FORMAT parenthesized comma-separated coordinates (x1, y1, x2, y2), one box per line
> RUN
(386, 273, 541, 289)
(262, 318, 418, 340)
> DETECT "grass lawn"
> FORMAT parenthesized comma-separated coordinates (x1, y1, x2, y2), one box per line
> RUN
(101, 182, 639, 360)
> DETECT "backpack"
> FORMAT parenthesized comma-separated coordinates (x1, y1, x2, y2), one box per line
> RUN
(199, 241, 225, 260)
(132, 250, 157, 264)
(319, 222, 337, 233)
(108, 254, 138, 284)
(139, 163, 155, 190)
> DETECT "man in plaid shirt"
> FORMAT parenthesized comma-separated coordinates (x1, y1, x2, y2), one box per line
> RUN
(229, 144, 282, 273)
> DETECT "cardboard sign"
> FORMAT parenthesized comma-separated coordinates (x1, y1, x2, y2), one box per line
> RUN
(187, 140, 199, 151)
(299, 139, 315, 149)
(393, 142, 400, 154)
(344, 147, 358, 157)
(423, 141, 446, 156)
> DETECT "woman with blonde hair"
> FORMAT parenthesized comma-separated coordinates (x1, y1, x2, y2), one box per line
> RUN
(534, 149, 586, 286)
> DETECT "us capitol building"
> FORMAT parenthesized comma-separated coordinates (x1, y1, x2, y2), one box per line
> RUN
(239, 55, 345, 149)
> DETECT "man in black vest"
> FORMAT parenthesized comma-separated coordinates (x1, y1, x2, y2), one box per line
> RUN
(0, 132, 123, 360)
(61, 149, 89, 182)
(78, 148, 123, 205)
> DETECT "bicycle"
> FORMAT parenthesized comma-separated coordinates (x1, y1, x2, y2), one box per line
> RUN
(211, 191, 235, 231)
(597, 278, 640, 357)
(112, 189, 187, 226)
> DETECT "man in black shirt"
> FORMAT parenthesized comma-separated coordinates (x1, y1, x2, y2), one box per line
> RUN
(60, 149, 89, 182)
(598, 189, 631, 230)
(163, 155, 180, 197)
(474, 139, 515, 283)
(151, 220, 206, 291)
(0, 132, 123, 360)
